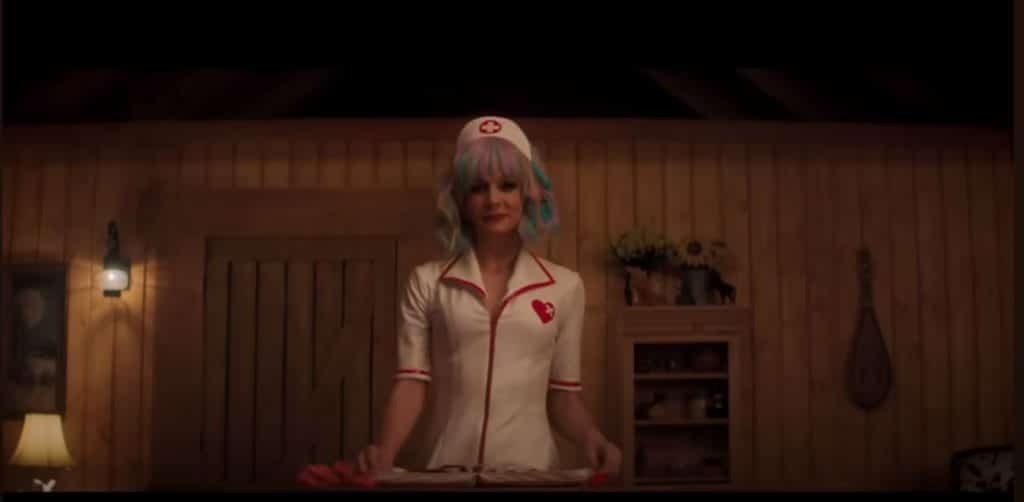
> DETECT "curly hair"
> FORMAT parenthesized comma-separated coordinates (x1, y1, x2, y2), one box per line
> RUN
(434, 136, 559, 256)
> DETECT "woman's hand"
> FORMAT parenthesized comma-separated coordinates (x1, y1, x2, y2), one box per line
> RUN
(582, 430, 622, 477)
(355, 444, 394, 474)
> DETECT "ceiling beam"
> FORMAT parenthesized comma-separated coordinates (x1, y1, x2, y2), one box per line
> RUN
(642, 68, 751, 120)
(11, 68, 123, 120)
(736, 68, 851, 121)
(229, 69, 339, 119)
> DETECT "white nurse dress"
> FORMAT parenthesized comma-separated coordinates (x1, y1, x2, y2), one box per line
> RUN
(394, 246, 586, 471)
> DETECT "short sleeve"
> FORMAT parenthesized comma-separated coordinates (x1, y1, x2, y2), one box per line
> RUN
(549, 274, 585, 392)
(395, 266, 433, 382)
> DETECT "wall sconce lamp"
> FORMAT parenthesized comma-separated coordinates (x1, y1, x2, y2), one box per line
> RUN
(101, 221, 130, 297)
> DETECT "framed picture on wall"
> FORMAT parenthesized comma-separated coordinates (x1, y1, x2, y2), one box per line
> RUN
(0, 264, 67, 418)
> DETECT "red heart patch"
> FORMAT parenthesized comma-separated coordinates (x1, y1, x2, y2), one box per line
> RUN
(531, 299, 555, 324)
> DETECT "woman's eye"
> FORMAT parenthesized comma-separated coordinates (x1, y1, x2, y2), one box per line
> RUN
(469, 183, 486, 193)
(500, 182, 518, 191)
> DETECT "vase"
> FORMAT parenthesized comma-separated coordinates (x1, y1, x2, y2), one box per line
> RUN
(684, 267, 711, 305)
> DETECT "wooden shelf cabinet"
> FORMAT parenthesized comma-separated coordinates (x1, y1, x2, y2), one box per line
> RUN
(617, 306, 753, 490)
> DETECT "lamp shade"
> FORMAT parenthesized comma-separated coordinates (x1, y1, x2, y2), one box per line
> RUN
(8, 414, 75, 467)
(99, 265, 129, 294)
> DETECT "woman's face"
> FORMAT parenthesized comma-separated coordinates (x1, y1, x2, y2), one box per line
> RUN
(463, 172, 523, 240)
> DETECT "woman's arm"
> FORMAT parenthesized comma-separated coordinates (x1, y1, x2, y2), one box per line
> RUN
(547, 390, 605, 446)
(548, 390, 622, 475)
(358, 378, 427, 472)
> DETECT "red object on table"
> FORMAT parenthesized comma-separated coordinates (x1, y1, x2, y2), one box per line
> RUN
(588, 471, 609, 487)
(296, 461, 376, 488)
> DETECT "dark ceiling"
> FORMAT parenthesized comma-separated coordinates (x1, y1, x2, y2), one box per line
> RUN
(2, 5, 1013, 129)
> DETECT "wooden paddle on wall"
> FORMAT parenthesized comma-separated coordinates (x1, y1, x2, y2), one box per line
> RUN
(845, 248, 893, 411)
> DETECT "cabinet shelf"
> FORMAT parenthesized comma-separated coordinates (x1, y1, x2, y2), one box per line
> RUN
(618, 305, 751, 490)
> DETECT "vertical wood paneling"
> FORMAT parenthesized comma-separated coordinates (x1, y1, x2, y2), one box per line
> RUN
(155, 146, 181, 193)
(578, 143, 607, 309)
(721, 144, 750, 307)
(143, 147, 179, 489)
(180, 144, 206, 187)
(207, 143, 235, 188)
(290, 141, 319, 189)
(692, 143, 722, 240)
(227, 262, 257, 482)
(342, 261, 373, 460)
(777, 145, 810, 483)
(748, 144, 782, 486)
(263, 141, 290, 189)
(992, 151, 1013, 440)
(606, 142, 634, 254)
(405, 141, 435, 190)
(664, 142, 692, 244)
(2, 149, 19, 259)
(202, 260, 229, 483)
(255, 264, 285, 478)
(285, 263, 314, 469)
(348, 142, 374, 190)
(151, 220, 205, 486)
(434, 140, 454, 183)
(371, 246, 397, 454)
(887, 146, 924, 489)
(112, 153, 145, 490)
(59, 148, 96, 491)
(722, 142, 754, 483)
(833, 146, 866, 485)
(235, 143, 263, 189)
(805, 145, 835, 484)
(548, 141, 578, 271)
(635, 141, 665, 234)
(966, 148, 1003, 446)
(377, 141, 405, 189)
(11, 151, 41, 261)
(605, 141, 632, 460)
(859, 147, 897, 488)
(576, 142, 608, 454)
(916, 148, 952, 488)
(314, 262, 343, 463)
(941, 147, 977, 458)
(526, 140, 550, 259)
(37, 152, 67, 262)
(319, 142, 347, 189)
(85, 154, 120, 490)
(3, 150, 32, 489)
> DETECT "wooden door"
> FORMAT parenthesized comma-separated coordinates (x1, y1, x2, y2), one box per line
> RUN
(144, 189, 435, 489)
(200, 238, 395, 484)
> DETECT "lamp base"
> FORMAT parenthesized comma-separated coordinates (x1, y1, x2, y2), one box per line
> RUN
(32, 478, 57, 492)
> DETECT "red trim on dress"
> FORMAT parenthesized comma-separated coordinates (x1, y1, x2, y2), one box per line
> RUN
(395, 369, 431, 376)
(549, 379, 582, 387)
(439, 255, 486, 298)
(476, 251, 557, 466)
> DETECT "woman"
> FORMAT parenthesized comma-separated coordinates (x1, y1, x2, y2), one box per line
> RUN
(357, 116, 621, 477)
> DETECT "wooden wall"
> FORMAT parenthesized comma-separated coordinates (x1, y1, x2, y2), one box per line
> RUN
(0, 119, 1013, 491)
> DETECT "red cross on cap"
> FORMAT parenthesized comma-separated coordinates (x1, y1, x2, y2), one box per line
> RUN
(479, 119, 502, 134)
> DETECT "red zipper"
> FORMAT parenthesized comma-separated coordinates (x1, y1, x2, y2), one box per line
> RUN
(476, 309, 502, 466)
(475, 267, 555, 466)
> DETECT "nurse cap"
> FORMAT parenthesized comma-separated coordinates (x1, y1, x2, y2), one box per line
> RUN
(455, 116, 533, 161)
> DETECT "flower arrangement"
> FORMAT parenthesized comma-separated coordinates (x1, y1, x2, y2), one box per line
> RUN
(609, 228, 679, 271)
(678, 239, 736, 305)
(678, 239, 731, 271)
